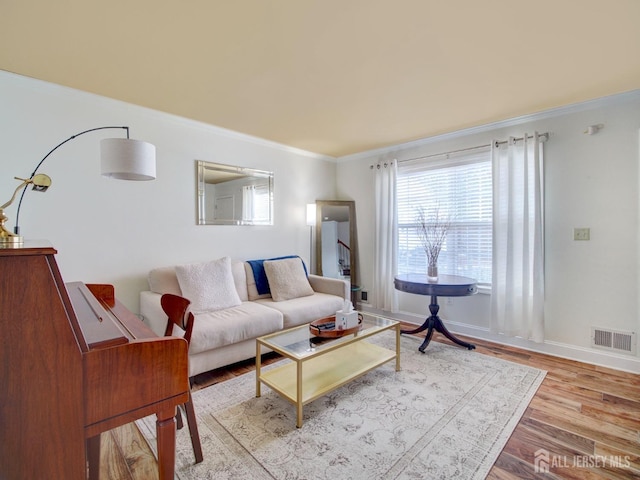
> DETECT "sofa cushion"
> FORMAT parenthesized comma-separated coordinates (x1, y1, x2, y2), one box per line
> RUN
(189, 302, 283, 354)
(245, 263, 271, 301)
(175, 257, 242, 313)
(231, 260, 249, 302)
(256, 292, 344, 329)
(264, 257, 314, 302)
(148, 266, 182, 296)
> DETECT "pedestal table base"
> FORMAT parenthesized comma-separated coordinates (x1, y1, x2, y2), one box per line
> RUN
(400, 296, 475, 352)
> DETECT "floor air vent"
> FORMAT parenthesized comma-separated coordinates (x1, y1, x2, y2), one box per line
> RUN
(591, 327, 636, 355)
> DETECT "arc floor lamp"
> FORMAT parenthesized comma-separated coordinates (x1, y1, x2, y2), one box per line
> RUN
(0, 126, 156, 245)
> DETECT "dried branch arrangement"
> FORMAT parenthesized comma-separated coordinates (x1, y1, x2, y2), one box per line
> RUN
(416, 206, 452, 268)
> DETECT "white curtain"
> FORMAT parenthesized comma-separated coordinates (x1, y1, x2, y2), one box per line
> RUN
(491, 133, 545, 342)
(242, 185, 255, 221)
(373, 160, 398, 312)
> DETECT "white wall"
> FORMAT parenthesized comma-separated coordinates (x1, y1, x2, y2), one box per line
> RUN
(337, 92, 640, 372)
(0, 71, 337, 311)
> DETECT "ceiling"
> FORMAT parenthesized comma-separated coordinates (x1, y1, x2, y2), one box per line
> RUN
(2, 1, 639, 158)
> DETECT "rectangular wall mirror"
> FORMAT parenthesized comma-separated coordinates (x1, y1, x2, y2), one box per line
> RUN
(197, 160, 273, 225)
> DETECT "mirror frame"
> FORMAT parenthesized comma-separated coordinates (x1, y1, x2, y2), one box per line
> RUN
(196, 160, 274, 225)
(314, 200, 358, 298)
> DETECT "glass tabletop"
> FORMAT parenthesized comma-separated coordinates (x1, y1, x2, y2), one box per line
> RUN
(258, 312, 398, 360)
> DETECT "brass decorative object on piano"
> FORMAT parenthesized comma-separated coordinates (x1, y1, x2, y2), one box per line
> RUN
(0, 241, 189, 479)
(0, 174, 51, 245)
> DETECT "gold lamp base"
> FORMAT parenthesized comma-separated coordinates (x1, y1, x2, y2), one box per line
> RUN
(0, 226, 23, 248)
(0, 208, 24, 246)
(0, 235, 24, 246)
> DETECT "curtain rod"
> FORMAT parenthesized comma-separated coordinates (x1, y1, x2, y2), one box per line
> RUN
(379, 131, 548, 166)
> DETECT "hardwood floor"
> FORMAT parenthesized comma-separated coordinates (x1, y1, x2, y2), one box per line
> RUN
(99, 326, 640, 479)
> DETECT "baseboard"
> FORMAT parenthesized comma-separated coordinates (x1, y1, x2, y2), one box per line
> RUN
(360, 306, 640, 374)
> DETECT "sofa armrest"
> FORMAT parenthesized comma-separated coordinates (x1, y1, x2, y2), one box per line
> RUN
(139, 291, 167, 337)
(308, 274, 349, 300)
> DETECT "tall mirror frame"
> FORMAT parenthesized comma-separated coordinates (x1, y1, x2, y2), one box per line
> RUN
(314, 200, 358, 303)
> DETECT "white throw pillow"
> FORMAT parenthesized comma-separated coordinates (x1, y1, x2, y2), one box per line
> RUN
(263, 257, 314, 302)
(175, 257, 242, 313)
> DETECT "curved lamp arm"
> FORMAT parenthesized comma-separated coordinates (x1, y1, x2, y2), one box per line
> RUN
(29, 126, 130, 180)
(12, 126, 155, 235)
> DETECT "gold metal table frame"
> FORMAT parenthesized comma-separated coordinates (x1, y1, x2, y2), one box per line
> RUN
(256, 313, 400, 427)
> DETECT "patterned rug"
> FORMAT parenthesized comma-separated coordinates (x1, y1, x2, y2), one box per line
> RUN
(137, 334, 545, 479)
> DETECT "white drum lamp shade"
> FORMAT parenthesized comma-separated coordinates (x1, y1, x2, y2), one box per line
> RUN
(100, 138, 156, 180)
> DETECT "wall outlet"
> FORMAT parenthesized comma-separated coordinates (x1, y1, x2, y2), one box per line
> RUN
(361, 291, 368, 302)
(573, 227, 590, 241)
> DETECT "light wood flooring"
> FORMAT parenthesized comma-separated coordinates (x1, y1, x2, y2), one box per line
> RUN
(98, 326, 640, 479)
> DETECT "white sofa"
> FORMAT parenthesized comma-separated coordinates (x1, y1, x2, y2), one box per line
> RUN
(140, 256, 348, 377)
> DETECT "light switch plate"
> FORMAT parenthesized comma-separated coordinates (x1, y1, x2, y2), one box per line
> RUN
(574, 227, 590, 241)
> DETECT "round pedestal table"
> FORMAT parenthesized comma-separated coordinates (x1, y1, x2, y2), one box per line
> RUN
(394, 273, 477, 352)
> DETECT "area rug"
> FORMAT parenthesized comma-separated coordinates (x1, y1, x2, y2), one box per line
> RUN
(137, 334, 545, 479)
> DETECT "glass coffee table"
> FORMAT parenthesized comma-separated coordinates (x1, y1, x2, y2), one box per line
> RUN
(256, 313, 400, 427)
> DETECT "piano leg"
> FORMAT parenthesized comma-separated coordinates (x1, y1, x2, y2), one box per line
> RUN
(156, 406, 178, 480)
(86, 434, 101, 480)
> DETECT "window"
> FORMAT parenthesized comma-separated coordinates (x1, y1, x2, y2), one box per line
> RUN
(397, 147, 492, 285)
(242, 184, 271, 224)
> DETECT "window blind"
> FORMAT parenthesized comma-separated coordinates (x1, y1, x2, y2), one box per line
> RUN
(397, 147, 492, 284)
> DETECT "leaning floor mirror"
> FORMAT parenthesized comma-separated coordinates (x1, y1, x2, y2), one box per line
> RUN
(314, 200, 358, 303)
(196, 160, 273, 225)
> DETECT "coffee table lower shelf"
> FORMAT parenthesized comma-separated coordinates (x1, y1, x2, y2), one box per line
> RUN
(257, 341, 398, 427)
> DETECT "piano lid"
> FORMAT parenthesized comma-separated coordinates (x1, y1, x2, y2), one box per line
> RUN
(66, 282, 129, 349)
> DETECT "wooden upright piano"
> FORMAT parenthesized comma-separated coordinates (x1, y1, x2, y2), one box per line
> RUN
(0, 242, 189, 479)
